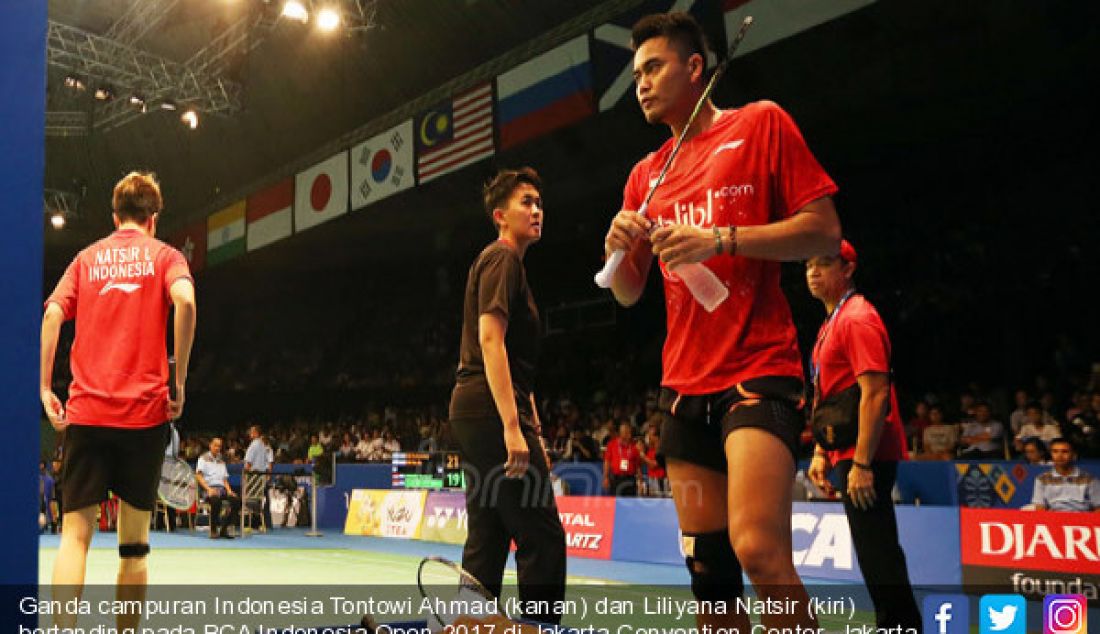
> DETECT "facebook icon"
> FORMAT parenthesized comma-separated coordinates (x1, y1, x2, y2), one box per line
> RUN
(924, 595, 970, 634)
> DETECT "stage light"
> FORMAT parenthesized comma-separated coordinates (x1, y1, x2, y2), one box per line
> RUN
(64, 75, 86, 91)
(94, 86, 114, 101)
(129, 95, 146, 111)
(281, 0, 308, 23)
(50, 212, 66, 230)
(317, 6, 341, 31)
(159, 99, 178, 111)
(181, 109, 199, 129)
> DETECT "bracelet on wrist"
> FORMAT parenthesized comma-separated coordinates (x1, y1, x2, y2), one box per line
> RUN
(713, 226, 723, 255)
(727, 225, 738, 256)
(852, 460, 872, 471)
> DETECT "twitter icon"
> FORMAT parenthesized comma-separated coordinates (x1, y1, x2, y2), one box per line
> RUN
(981, 594, 1026, 634)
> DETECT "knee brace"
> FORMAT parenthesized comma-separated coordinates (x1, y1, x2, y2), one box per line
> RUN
(119, 543, 150, 559)
(682, 530, 744, 602)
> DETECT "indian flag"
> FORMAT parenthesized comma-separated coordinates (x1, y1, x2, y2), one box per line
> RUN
(206, 200, 246, 267)
(247, 178, 293, 252)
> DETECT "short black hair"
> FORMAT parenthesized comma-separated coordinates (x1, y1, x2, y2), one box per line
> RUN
(482, 167, 541, 228)
(631, 12, 710, 75)
(1049, 438, 1076, 452)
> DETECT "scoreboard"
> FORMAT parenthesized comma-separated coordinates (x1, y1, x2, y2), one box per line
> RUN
(390, 451, 465, 490)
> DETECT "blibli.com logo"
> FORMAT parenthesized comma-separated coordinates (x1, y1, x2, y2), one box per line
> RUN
(924, 595, 969, 634)
(1044, 595, 1086, 634)
(980, 594, 1025, 634)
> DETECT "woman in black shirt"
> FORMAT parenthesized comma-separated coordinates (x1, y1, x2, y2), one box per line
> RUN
(448, 167, 566, 624)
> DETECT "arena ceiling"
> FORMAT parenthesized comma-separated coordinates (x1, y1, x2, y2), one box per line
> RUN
(43, 0, 639, 254)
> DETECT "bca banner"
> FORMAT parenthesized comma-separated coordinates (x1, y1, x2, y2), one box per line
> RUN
(351, 119, 415, 211)
(961, 507, 1100, 603)
(556, 496, 616, 560)
(344, 489, 426, 539)
(420, 491, 468, 545)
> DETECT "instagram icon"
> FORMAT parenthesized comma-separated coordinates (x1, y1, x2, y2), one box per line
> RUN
(1044, 595, 1086, 634)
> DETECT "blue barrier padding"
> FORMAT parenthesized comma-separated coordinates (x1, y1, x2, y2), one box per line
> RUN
(605, 498, 962, 585)
(553, 462, 603, 496)
(893, 461, 959, 505)
(611, 497, 680, 565)
(316, 464, 394, 529)
(0, 0, 46, 598)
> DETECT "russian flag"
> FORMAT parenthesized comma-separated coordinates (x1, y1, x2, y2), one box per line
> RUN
(497, 35, 594, 151)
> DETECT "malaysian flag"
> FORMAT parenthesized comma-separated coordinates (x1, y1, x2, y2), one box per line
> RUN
(415, 83, 495, 184)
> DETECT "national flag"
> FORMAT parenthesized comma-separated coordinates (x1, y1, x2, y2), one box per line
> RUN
(416, 83, 494, 184)
(166, 220, 206, 274)
(247, 178, 293, 252)
(351, 119, 415, 210)
(592, 0, 725, 113)
(206, 200, 246, 267)
(295, 151, 349, 232)
(722, 0, 876, 59)
(496, 35, 594, 151)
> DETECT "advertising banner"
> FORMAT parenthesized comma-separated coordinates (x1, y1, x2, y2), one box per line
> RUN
(344, 489, 426, 539)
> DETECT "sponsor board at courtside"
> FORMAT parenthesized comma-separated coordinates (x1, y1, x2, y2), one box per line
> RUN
(960, 507, 1100, 603)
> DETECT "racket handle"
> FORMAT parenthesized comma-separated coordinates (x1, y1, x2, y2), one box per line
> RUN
(595, 202, 650, 289)
(672, 262, 729, 312)
(594, 249, 625, 288)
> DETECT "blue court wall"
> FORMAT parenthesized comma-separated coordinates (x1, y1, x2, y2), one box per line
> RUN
(0, 1, 47, 625)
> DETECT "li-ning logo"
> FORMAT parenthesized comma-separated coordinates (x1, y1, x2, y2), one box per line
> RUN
(670, 185, 755, 227)
(99, 280, 142, 296)
(714, 139, 745, 154)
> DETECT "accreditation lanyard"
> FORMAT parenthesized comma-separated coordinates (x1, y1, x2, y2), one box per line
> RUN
(811, 289, 856, 406)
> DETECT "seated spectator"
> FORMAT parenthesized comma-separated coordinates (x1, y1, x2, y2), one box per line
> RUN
(366, 429, 387, 461)
(381, 429, 401, 459)
(1065, 390, 1089, 424)
(336, 433, 356, 460)
(196, 437, 241, 539)
(906, 400, 932, 452)
(549, 425, 570, 459)
(1015, 402, 1062, 453)
(417, 426, 438, 453)
(1009, 389, 1030, 435)
(1029, 439, 1100, 512)
(306, 434, 324, 463)
(1062, 392, 1100, 458)
(958, 401, 1006, 459)
(1020, 438, 1049, 465)
(591, 419, 615, 448)
(355, 432, 375, 461)
(918, 404, 958, 460)
(563, 427, 600, 463)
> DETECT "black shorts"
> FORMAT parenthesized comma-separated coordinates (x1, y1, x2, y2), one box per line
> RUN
(657, 376, 805, 474)
(61, 422, 170, 513)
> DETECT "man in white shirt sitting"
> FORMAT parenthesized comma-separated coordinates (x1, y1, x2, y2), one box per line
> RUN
(1030, 439, 1100, 512)
(196, 437, 240, 539)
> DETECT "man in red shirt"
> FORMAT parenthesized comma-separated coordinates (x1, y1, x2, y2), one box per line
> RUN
(805, 240, 919, 631)
(41, 172, 196, 628)
(603, 423, 640, 496)
(603, 12, 840, 631)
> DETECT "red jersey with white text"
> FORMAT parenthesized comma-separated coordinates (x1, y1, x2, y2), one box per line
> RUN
(46, 229, 193, 428)
(623, 101, 837, 394)
(811, 294, 907, 462)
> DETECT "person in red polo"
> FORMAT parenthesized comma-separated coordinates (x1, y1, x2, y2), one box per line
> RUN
(40, 172, 196, 629)
(603, 423, 641, 496)
(805, 240, 919, 631)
